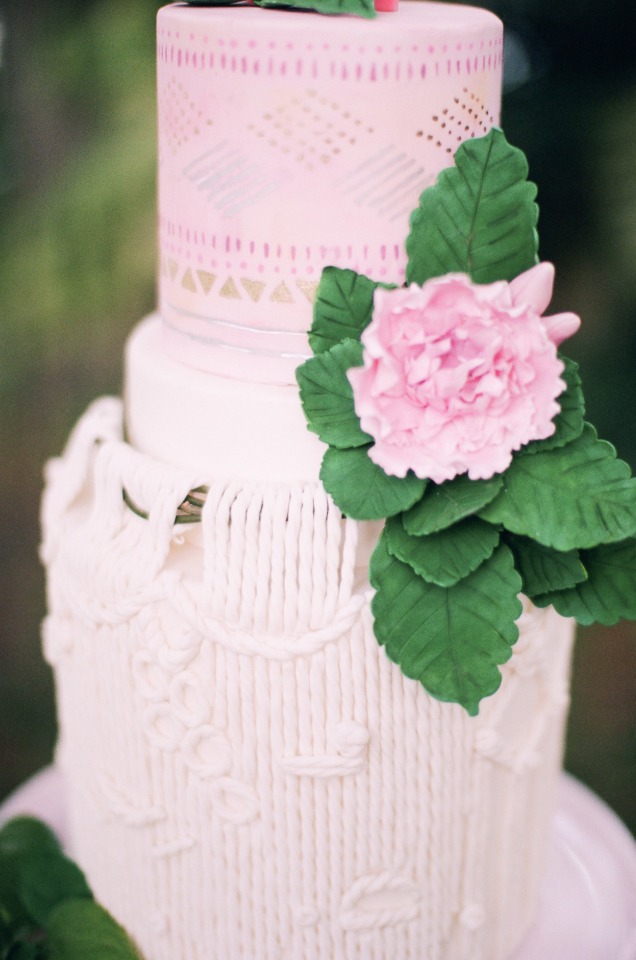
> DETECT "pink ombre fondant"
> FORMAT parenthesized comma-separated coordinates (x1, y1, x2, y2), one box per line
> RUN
(157, 1, 503, 383)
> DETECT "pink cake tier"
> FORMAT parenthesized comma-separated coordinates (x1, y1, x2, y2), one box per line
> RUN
(157, 1, 503, 383)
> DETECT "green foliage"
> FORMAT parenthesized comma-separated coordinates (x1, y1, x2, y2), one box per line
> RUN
(385, 515, 500, 587)
(48, 901, 139, 960)
(320, 447, 427, 520)
(296, 340, 371, 449)
(505, 534, 587, 596)
(403, 474, 503, 536)
(533, 539, 636, 625)
(18, 855, 92, 930)
(186, 0, 376, 11)
(0, 818, 139, 960)
(292, 127, 636, 714)
(0, 819, 61, 859)
(370, 538, 522, 715)
(405, 128, 539, 285)
(256, 0, 376, 15)
(479, 423, 636, 550)
(308, 267, 384, 354)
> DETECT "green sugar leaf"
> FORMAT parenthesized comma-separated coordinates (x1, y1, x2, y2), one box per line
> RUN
(0, 818, 62, 859)
(403, 473, 503, 536)
(255, 0, 376, 15)
(479, 424, 636, 551)
(296, 340, 371, 450)
(309, 267, 386, 354)
(48, 899, 141, 960)
(0, 817, 65, 933)
(406, 128, 539, 286)
(534, 539, 636, 625)
(370, 537, 522, 715)
(385, 514, 500, 587)
(18, 852, 93, 928)
(320, 446, 426, 520)
(5, 943, 41, 959)
(504, 533, 586, 596)
(520, 356, 585, 457)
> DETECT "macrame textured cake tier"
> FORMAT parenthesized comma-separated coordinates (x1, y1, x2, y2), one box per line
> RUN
(42, 398, 575, 960)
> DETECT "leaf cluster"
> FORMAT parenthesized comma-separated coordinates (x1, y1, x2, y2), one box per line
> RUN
(296, 128, 636, 714)
(185, 0, 376, 17)
(0, 818, 140, 960)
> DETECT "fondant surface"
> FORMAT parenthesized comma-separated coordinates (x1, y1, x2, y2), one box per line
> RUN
(125, 315, 325, 482)
(42, 398, 575, 960)
(39, 4, 586, 960)
(4, 771, 636, 960)
(157, 1, 503, 381)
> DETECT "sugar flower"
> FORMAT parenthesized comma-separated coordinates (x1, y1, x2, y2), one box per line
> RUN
(347, 263, 580, 483)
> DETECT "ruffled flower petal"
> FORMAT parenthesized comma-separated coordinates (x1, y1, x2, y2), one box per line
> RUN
(349, 266, 578, 482)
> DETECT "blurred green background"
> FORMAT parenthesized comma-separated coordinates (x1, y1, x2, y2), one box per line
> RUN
(0, 0, 635, 836)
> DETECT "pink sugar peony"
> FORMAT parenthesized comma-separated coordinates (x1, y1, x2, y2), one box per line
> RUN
(347, 263, 580, 484)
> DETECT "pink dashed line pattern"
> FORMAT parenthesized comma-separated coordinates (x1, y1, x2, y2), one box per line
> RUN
(157, 33, 503, 84)
(160, 218, 403, 268)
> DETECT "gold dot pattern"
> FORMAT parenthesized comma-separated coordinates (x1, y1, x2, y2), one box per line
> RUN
(247, 89, 370, 171)
(160, 76, 213, 155)
(419, 87, 495, 155)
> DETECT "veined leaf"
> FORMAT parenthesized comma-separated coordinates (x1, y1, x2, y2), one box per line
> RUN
(309, 267, 384, 354)
(520, 355, 585, 457)
(479, 424, 636, 550)
(403, 473, 503, 536)
(385, 515, 499, 587)
(256, 0, 376, 15)
(370, 537, 522, 715)
(320, 446, 426, 520)
(406, 128, 539, 285)
(533, 539, 636, 625)
(297, 340, 371, 449)
(504, 533, 586, 596)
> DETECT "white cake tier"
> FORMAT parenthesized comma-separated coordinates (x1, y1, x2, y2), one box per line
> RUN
(125, 314, 325, 483)
(42, 395, 575, 960)
(157, 1, 502, 383)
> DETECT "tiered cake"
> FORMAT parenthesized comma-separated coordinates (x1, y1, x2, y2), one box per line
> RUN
(41, 4, 577, 959)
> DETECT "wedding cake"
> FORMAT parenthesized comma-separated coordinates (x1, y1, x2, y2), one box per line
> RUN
(42, 2, 636, 959)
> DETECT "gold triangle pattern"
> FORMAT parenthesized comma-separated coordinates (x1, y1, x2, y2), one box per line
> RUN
(241, 278, 266, 303)
(181, 268, 197, 293)
(197, 270, 216, 294)
(296, 279, 319, 303)
(219, 276, 241, 299)
(165, 262, 318, 306)
(270, 281, 294, 304)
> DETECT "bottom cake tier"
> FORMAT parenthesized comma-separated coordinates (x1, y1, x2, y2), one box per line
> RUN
(41, 348, 575, 960)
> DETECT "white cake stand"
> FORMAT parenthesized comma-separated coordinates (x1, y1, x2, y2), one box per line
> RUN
(2, 768, 635, 959)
